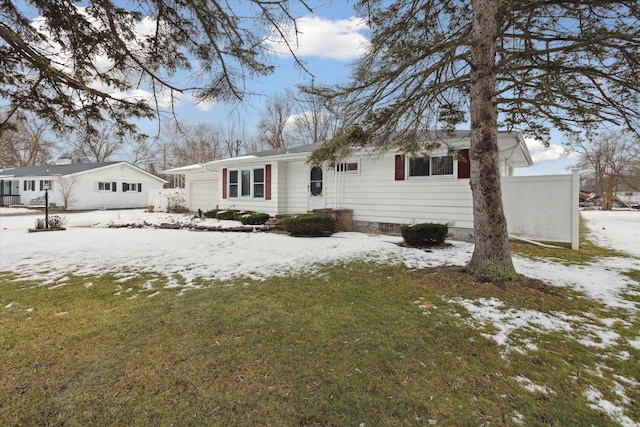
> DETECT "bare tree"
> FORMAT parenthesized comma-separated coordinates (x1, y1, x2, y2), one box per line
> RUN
(257, 93, 293, 149)
(288, 86, 341, 146)
(161, 122, 224, 167)
(54, 174, 79, 211)
(225, 117, 258, 157)
(68, 122, 123, 162)
(568, 131, 640, 210)
(0, 111, 57, 166)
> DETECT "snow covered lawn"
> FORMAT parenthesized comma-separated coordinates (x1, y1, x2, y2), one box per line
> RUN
(1, 208, 638, 305)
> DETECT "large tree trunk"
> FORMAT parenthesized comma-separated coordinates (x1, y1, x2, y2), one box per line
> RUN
(466, 0, 518, 283)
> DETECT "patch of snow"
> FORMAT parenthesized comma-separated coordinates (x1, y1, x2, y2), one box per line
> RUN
(584, 385, 638, 427)
(511, 411, 526, 425)
(513, 375, 556, 395)
(581, 210, 640, 258)
(453, 298, 625, 355)
(513, 255, 638, 310)
(0, 210, 472, 288)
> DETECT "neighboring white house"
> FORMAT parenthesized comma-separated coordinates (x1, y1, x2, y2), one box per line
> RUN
(0, 160, 166, 210)
(617, 183, 640, 207)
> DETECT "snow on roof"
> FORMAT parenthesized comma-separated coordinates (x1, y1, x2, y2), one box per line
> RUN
(0, 162, 121, 177)
(0, 161, 167, 183)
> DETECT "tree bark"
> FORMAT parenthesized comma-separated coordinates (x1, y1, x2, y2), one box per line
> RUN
(466, 0, 518, 283)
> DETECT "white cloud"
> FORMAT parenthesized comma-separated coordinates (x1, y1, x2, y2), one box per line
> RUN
(525, 137, 578, 164)
(183, 94, 216, 112)
(267, 16, 369, 60)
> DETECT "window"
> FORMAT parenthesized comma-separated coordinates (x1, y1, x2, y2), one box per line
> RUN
(40, 180, 53, 191)
(335, 160, 360, 174)
(227, 168, 266, 198)
(432, 156, 454, 175)
(408, 155, 454, 177)
(228, 170, 238, 197)
(241, 170, 251, 196)
(98, 182, 117, 192)
(409, 157, 430, 177)
(253, 168, 264, 198)
(123, 182, 141, 192)
(23, 180, 35, 191)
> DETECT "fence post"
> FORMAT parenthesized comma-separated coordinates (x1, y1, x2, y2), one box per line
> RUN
(571, 169, 580, 250)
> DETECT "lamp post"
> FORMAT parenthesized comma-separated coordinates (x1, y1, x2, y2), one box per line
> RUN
(45, 189, 49, 229)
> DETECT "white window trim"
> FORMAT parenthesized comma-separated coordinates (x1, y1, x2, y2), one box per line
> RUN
(97, 181, 116, 192)
(406, 155, 457, 180)
(335, 159, 361, 175)
(227, 167, 265, 199)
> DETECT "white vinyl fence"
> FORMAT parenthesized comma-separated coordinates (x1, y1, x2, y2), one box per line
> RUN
(501, 169, 579, 249)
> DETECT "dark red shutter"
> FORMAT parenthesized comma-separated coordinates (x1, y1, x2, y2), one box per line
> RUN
(394, 155, 405, 181)
(265, 164, 272, 200)
(222, 168, 227, 199)
(457, 149, 470, 179)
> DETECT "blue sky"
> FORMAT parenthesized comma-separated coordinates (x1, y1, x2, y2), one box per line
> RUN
(133, 1, 575, 176)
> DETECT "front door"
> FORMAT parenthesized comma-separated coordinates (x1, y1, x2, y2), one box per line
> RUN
(307, 166, 325, 211)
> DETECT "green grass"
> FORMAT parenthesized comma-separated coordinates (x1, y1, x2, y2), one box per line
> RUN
(1, 263, 638, 426)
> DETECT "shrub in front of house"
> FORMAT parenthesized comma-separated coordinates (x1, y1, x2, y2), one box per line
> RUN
(203, 209, 220, 218)
(215, 210, 240, 220)
(400, 223, 448, 246)
(281, 214, 335, 236)
(234, 210, 256, 220)
(239, 212, 270, 225)
(34, 215, 67, 229)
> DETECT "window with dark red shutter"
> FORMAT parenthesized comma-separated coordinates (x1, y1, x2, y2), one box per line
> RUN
(265, 164, 272, 200)
(395, 155, 405, 181)
(222, 168, 228, 199)
(457, 149, 470, 179)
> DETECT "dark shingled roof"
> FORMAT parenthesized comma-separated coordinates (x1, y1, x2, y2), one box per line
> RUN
(0, 162, 120, 177)
(244, 131, 480, 158)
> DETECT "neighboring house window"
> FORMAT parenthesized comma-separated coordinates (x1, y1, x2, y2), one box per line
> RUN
(122, 182, 142, 192)
(40, 180, 53, 191)
(227, 168, 266, 198)
(23, 180, 35, 191)
(98, 182, 117, 192)
(253, 168, 264, 198)
(335, 160, 360, 174)
(241, 170, 251, 197)
(228, 170, 239, 197)
(408, 155, 454, 177)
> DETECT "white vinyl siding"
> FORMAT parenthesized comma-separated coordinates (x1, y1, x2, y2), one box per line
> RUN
(326, 153, 473, 229)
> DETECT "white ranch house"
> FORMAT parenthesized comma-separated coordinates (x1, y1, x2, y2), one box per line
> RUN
(0, 160, 166, 210)
(165, 131, 579, 247)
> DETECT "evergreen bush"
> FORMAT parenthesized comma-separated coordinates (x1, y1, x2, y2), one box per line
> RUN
(400, 223, 448, 246)
(203, 209, 220, 218)
(281, 214, 335, 236)
(239, 212, 270, 225)
(215, 210, 240, 220)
